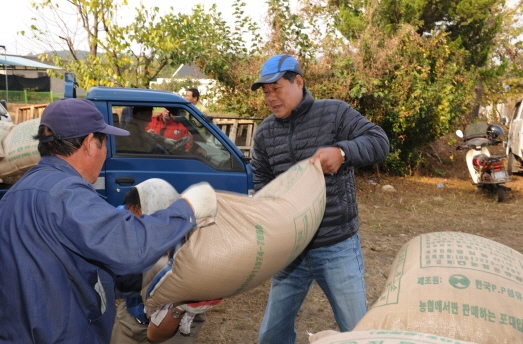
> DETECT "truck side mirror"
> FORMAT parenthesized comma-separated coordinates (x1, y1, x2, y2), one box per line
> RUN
(64, 73, 78, 98)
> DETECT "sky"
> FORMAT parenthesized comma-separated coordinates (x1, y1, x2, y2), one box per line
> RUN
(0, 0, 270, 56)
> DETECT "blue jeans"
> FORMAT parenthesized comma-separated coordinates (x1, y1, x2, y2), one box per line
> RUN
(258, 233, 367, 344)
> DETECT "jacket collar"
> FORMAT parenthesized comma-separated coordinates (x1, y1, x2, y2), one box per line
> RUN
(38, 155, 82, 177)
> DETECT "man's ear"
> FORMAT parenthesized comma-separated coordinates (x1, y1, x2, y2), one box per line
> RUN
(83, 133, 95, 155)
(296, 75, 305, 89)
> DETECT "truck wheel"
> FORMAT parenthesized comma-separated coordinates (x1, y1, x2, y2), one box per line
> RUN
(497, 185, 505, 202)
(507, 153, 517, 175)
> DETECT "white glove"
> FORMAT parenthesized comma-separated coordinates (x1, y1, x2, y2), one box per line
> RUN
(164, 136, 190, 147)
(177, 299, 223, 335)
(180, 182, 217, 227)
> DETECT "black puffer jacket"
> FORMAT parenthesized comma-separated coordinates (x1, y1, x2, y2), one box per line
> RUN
(252, 90, 389, 249)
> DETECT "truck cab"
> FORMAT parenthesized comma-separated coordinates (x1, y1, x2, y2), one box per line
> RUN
(506, 98, 523, 175)
(0, 73, 254, 206)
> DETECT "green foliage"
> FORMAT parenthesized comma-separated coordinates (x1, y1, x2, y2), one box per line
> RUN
(334, 0, 368, 40)
(164, 0, 268, 116)
(326, 0, 521, 173)
(375, 30, 475, 172)
(338, 26, 475, 173)
(364, 0, 505, 69)
(31, 0, 230, 89)
(430, 168, 449, 178)
(150, 78, 201, 94)
(482, 1, 523, 103)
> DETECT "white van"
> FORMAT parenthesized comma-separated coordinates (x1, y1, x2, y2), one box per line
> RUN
(506, 98, 523, 174)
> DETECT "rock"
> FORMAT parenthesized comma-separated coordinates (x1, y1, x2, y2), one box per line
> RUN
(381, 185, 396, 192)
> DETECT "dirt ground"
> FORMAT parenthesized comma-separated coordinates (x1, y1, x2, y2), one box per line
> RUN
(195, 137, 523, 343)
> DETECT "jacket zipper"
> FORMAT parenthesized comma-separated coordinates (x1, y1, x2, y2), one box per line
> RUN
(288, 118, 296, 163)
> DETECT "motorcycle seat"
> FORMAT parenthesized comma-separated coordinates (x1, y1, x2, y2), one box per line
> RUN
(486, 154, 507, 161)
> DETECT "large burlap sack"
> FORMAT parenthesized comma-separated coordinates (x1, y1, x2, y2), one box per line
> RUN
(145, 159, 326, 315)
(309, 330, 476, 344)
(0, 121, 15, 160)
(354, 231, 523, 343)
(0, 118, 40, 177)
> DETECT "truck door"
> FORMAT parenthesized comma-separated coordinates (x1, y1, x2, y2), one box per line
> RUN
(100, 104, 253, 206)
(508, 99, 523, 158)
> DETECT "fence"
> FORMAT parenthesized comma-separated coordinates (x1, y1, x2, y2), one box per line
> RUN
(0, 91, 64, 104)
(212, 117, 262, 157)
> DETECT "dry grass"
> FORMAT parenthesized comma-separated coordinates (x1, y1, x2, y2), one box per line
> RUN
(195, 140, 523, 343)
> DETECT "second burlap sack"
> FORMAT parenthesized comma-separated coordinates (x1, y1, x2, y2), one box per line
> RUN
(309, 330, 476, 344)
(0, 118, 41, 177)
(354, 231, 523, 344)
(0, 121, 15, 160)
(145, 159, 326, 315)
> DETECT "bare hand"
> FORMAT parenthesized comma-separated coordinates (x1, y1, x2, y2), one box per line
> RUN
(310, 147, 344, 175)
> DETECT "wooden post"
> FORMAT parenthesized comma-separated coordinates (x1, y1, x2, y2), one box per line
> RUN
(228, 121, 238, 143)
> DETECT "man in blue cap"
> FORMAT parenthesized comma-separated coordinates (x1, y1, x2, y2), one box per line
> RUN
(0, 98, 218, 343)
(251, 54, 389, 343)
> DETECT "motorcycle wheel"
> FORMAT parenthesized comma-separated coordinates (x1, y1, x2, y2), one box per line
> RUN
(497, 185, 505, 202)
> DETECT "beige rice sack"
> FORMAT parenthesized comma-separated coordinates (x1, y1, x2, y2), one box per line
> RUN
(145, 159, 326, 315)
(0, 121, 15, 160)
(0, 118, 40, 177)
(354, 231, 523, 343)
(309, 329, 476, 344)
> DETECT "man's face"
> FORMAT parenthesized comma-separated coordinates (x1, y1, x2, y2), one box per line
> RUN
(185, 91, 197, 105)
(261, 76, 304, 119)
(89, 135, 107, 184)
(160, 108, 171, 121)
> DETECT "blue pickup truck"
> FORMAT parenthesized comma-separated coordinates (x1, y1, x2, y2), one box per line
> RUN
(0, 73, 254, 206)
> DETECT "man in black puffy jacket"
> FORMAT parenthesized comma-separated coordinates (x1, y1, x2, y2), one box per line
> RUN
(251, 54, 389, 344)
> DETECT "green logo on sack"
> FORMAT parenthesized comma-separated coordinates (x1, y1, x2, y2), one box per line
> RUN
(448, 274, 470, 289)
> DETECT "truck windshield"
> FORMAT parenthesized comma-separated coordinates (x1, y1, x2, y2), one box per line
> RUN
(112, 105, 233, 170)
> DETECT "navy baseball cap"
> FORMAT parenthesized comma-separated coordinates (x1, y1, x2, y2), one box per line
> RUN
(251, 54, 303, 91)
(39, 98, 129, 142)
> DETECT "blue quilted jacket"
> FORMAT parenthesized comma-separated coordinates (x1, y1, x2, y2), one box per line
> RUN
(252, 90, 389, 249)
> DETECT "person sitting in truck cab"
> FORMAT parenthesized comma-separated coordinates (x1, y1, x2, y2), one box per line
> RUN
(118, 106, 173, 154)
(145, 108, 193, 151)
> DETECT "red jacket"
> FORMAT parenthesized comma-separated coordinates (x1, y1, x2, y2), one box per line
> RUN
(145, 116, 193, 150)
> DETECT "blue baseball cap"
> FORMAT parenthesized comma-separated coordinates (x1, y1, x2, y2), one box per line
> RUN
(40, 98, 129, 142)
(251, 54, 303, 91)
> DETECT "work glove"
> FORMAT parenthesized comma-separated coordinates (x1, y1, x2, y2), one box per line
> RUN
(180, 182, 217, 227)
(164, 136, 190, 150)
(178, 299, 223, 335)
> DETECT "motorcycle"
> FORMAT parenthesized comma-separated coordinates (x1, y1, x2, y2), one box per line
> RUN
(455, 122, 511, 202)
